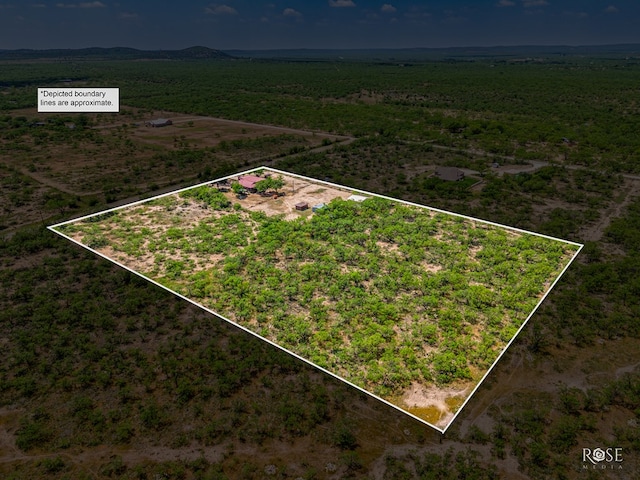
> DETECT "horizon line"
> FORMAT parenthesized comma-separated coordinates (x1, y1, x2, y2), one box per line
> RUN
(2, 42, 640, 53)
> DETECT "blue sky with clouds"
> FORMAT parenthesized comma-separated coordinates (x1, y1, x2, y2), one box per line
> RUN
(0, 1, 638, 50)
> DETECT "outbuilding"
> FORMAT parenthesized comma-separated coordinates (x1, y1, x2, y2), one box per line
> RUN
(238, 175, 263, 190)
(295, 202, 309, 211)
(146, 118, 173, 128)
(435, 166, 465, 182)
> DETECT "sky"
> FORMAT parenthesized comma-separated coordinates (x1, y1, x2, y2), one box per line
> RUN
(0, 0, 639, 50)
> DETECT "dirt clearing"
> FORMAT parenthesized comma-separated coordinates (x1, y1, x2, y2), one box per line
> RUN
(228, 173, 357, 220)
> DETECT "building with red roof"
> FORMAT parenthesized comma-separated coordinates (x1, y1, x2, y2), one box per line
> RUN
(237, 175, 263, 189)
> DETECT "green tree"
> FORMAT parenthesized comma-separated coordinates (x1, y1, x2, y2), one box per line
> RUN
(255, 176, 285, 193)
(231, 182, 244, 195)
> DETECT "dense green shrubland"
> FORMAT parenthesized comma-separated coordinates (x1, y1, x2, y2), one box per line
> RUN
(59, 188, 578, 399)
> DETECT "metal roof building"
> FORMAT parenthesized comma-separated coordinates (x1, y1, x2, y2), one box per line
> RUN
(146, 118, 173, 127)
(435, 166, 465, 182)
(238, 175, 263, 189)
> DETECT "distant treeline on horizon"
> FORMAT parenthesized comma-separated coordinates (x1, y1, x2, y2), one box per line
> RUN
(1, 43, 640, 62)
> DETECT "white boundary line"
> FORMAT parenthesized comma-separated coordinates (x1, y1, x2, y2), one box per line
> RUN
(48, 166, 583, 433)
(444, 242, 583, 430)
(49, 165, 582, 246)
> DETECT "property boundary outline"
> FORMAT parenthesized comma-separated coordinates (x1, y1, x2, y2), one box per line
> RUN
(49, 166, 584, 433)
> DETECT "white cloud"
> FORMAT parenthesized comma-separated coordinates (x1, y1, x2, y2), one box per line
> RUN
(329, 0, 355, 7)
(604, 5, 619, 14)
(381, 4, 396, 13)
(496, 0, 515, 6)
(56, 1, 105, 8)
(563, 10, 588, 18)
(283, 7, 302, 17)
(404, 7, 431, 22)
(523, 0, 548, 7)
(30, 3, 47, 7)
(119, 11, 138, 19)
(205, 4, 238, 15)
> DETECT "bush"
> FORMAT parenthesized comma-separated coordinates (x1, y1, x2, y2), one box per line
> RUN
(330, 422, 358, 450)
(181, 186, 231, 210)
(433, 351, 472, 384)
(15, 415, 52, 451)
(114, 422, 135, 443)
(39, 456, 67, 474)
(99, 455, 126, 477)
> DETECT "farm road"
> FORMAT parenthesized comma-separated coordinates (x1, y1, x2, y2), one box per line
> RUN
(102, 136, 357, 211)
(580, 177, 640, 242)
(170, 114, 354, 142)
(15, 114, 355, 202)
(12, 108, 638, 243)
(415, 140, 640, 242)
(16, 167, 101, 196)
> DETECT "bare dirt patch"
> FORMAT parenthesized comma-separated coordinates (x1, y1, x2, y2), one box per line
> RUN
(229, 174, 354, 220)
(129, 111, 345, 149)
(395, 381, 474, 429)
(420, 261, 442, 273)
(0, 107, 344, 203)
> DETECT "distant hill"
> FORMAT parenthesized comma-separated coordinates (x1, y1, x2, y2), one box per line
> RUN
(2, 44, 639, 63)
(227, 44, 640, 61)
(0, 46, 234, 61)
